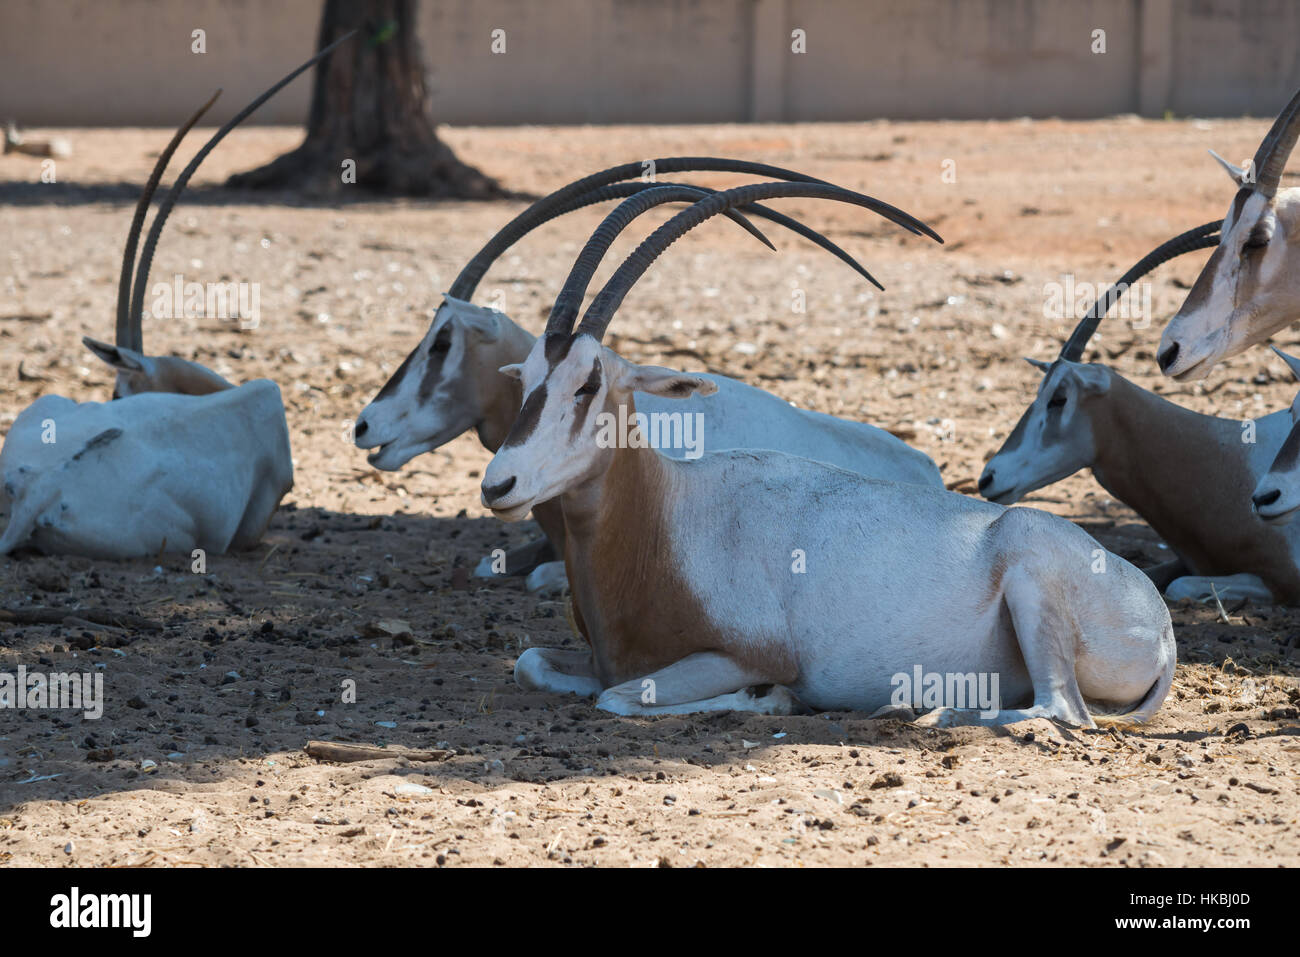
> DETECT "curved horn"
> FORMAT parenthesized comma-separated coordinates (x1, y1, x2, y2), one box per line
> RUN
(446, 157, 927, 300)
(1059, 220, 1222, 362)
(1251, 85, 1300, 197)
(116, 89, 222, 349)
(545, 185, 783, 335)
(554, 181, 883, 290)
(576, 182, 942, 341)
(127, 30, 356, 350)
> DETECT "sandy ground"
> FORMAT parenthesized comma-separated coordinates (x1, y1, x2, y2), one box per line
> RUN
(0, 118, 1297, 867)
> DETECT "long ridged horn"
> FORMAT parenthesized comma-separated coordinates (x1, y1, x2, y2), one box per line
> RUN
(1251, 86, 1300, 197)
(575, 182, 942, 341)
(446, 157, 938, 300)
(127, 31, 356, 350)
(116, 89, 222, 348)
(1059, 221, 1222, 362)
(550, 181, 883, 291)
(544, 185, 784, 335)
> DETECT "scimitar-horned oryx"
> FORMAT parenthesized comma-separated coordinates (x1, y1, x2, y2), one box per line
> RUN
(979, 221, 1300, 605)
(0, 38, 354, 557)
(1159, 84, 1300, 379)
(480, 182, 1176, 726)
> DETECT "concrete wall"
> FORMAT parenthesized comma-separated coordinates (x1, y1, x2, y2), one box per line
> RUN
(2, 0, 1299, 126)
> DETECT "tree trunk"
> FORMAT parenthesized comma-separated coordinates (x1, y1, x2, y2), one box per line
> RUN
(227, 0, 505, 198)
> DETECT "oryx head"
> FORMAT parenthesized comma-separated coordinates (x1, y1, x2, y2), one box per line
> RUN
(89, 35, 353, 399)
(1252, 347, 1300, 523)
(481, 180, 941, 519)
(353, 295, 514, 470)
(1159, 88, 1300, 380)
(482, 334, 717, 521)
(353, 157, 897, 471)
(979, 359, 1110, 505)
(82, 337, 234, 397)
(982, 222, 1221, 505)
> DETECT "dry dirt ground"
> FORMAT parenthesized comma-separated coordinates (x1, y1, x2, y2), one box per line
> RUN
(0, 119, 1298, 867)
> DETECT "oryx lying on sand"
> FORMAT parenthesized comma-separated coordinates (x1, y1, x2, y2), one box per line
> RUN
(354, 158, 944, 588)
(981, 222, 1300, 605)
(481, 182, 1176, 725)
(0, 39, 355, 557)
(1159, 84, 1300, 379)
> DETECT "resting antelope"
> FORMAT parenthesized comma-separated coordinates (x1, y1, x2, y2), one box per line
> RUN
(981, 222, 1300, 605)
(481, 182, 1176, 726)
(354, 158, 944, 588)
(1159, 84, 1300, 379)
(0, 39, 354, 557)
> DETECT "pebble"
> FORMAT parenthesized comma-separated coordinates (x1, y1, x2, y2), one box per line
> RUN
(394, 782, 433, 797)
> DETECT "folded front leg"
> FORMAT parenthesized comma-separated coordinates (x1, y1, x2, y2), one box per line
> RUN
(514, 647, 601, 698)
(1164, 573, 1274, 605)
(595, 652, 800, 716)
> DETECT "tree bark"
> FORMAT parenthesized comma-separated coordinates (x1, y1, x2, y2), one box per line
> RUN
(227, 0, 505, 198)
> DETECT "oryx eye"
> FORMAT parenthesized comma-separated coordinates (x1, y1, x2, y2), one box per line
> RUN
(1242, 232, 1270, 253)
(575, 362, 601, 399)
(1047, 390, 1067, 410)
(430, 332, 451, 355)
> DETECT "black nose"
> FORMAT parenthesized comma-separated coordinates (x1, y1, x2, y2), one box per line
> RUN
(978, 472, 993, 491)
(354, 418, 368, 439)
(482, 476, 517, 504)
(1157, 342, 1179, 373)
(1254, 488, 1282, 510)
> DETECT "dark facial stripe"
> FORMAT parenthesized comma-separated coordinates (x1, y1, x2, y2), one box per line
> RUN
(373, 348, 417, 401)
(569, 359, 602, 440)
(1269, 422, 1300, 474)
(1228, 187, 1252, 230)
(1178, 242, 1229, 314)
(997, 362, 1059, 454)
(543, 332, 577, 366)
(501, 381, 548, 448)
(501, 334, 587, 448)
(998, 405, 1034, 454)
(416, 342, 449, 401)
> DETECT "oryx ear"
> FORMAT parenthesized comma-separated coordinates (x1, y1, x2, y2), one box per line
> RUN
(625, 365, 718, 400)
(82, 336, 145, 372)
(498, 363, 524, 381)
(1066, 363, 1112, 394)
(443, 293, 500, 342)
(1208, 149, 1249, 187)
(1023, 357, 1052, 374)
(1271, 346, 1300, 382)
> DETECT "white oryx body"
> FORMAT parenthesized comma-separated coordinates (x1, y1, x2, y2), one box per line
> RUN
(486, 336, 1176, 726)
(0, 43, 345, 561)
(1158, 87, 1300, 380)
(0, 381, 292, 558)
(980, 358, 1300, 605)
